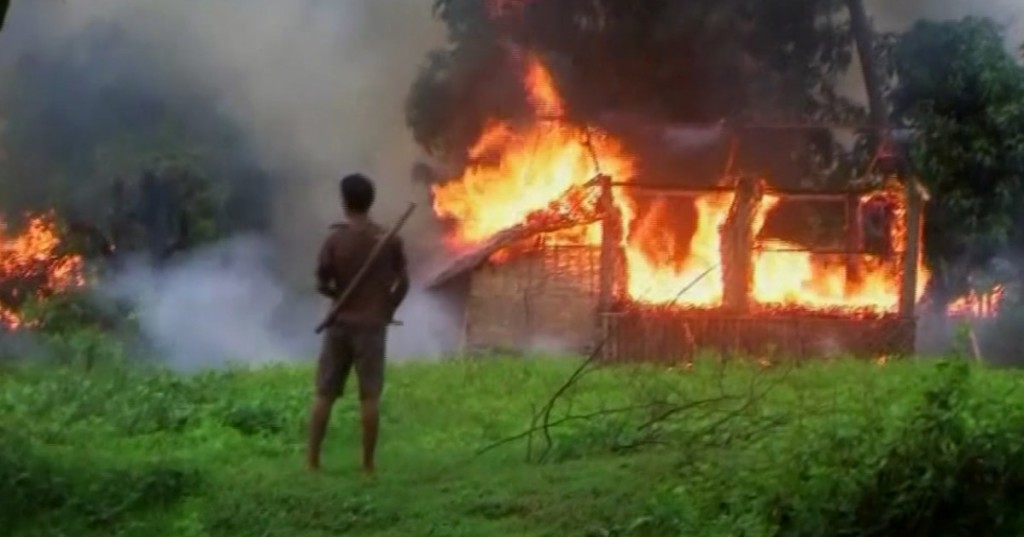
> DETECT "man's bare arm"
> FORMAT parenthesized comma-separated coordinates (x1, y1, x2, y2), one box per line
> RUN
(316, 237, 338, 299)
(389, 239, 410, 317)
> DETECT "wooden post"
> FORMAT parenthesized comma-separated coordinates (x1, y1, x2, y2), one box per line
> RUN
(845, 192, 863, 295)
(597, 174, 616, 360)
(899, 180, 922, 318)
(721, 176, 761, 313)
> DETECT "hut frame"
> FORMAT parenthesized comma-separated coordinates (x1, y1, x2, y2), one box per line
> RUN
(595, 173, 925, 362)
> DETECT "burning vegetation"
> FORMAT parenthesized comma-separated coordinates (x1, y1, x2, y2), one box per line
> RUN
(0, 213, 85, 329)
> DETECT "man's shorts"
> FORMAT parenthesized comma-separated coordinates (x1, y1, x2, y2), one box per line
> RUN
(315, 324, 387, 400)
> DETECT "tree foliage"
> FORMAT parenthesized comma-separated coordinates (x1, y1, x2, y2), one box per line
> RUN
(889, 18, 1024, 299)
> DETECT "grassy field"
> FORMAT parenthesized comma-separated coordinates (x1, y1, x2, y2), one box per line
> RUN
(3, 353, 1024, 536)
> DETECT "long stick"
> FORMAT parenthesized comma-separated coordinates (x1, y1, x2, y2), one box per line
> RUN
(315, 202, 417, 334)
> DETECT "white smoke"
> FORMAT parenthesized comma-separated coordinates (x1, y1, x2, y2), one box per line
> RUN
(100, 237, 316, 370)
(98, 236, 464, 369)
(1, 1, 463, 367)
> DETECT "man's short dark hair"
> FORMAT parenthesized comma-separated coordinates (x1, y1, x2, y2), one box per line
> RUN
(340, 173, 375, 214)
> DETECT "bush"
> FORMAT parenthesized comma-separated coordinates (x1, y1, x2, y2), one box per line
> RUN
(633, 360, 1024, 536)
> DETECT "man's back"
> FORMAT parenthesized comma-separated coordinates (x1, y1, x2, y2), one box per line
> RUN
(316, 219, 407, 327)
(308, 172, 408, 475)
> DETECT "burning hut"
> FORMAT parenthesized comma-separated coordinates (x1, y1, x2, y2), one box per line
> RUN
(428, 173, 927, 361)
(426, 57, 929, 362)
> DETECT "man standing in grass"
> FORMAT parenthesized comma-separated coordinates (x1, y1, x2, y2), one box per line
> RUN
(307, 173, 409, 475)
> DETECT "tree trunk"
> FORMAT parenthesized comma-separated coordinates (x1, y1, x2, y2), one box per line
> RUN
(1, 0, 10, 32)
(846, 0, 888, 133)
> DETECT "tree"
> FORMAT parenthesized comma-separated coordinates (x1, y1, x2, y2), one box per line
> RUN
(888, 17, 1024, 303)
(1, 0, 9, 32)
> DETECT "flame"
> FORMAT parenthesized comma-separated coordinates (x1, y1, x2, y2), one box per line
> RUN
(620, 193, 735, 305)
(947, 285, 1004, 319)
(431, 57, 634, 250)
(432, 56, 931, 316)
(0, 212, 85, 329)
(748, 189, 929, 313)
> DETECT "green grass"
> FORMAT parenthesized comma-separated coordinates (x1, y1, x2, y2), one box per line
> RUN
(3, 354, 1024, 536)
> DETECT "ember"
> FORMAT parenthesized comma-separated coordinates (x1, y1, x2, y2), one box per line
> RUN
(432, 56, 930, 317)
(0, 212, 85, 329)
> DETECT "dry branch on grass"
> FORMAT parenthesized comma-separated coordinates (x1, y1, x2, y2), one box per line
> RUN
(477, 265, 789, 462)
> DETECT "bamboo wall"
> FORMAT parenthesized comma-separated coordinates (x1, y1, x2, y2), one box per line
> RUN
(605, 309, 916, 363)
(464, 243, 601, 354)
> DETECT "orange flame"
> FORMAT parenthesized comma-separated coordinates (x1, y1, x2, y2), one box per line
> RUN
(431, 58, 634, 250)
(947, 285, 1004, 319)
(0, 212, 85, 329)
(432, 56, 930, 315)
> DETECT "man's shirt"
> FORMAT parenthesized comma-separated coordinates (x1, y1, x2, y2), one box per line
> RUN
(316, 219, 409, 327)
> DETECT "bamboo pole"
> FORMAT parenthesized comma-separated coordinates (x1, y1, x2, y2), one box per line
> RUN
(899, 183, 922, 318)
(721, 176, 761, 313)
(597, 174, 615, 361)
(315, 203, 417, 334)
(845, 192, 864, 294)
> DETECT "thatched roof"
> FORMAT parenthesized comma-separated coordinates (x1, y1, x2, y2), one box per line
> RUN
(426, 214, 601, 289)
(426, 225, 533, 289)
(426, 180, 604, 289)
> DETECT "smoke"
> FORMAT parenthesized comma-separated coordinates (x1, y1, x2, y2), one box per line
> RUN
(100, 236, 316, 369)
(1, 1, 465, 367)
(11, 0, 446, 264)
(97, 236, 464, 369)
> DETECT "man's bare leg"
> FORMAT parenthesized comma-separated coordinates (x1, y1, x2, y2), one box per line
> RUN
(307, 395, 336, 471)
(359, 398, 380, 475)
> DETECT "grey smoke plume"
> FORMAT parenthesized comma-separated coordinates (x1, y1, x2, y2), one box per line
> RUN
(18, 0, 446, 266)
(2, 1, 462, 366)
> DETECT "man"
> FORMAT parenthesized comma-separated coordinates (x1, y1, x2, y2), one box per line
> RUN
(307, 173, 409, 475)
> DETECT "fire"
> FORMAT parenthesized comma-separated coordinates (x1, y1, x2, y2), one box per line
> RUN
(749, 189, 928, 313)
(947, 285, 1004, 319)
(431, 57, 634, 249)
(0, 212, 85, 329)
(432, 56, 930, 315)
(620, 193, 735, 305)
